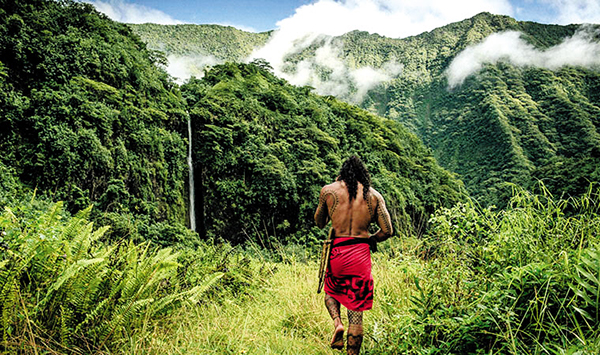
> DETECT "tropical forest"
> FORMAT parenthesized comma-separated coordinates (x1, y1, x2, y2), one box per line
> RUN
(1, 0, 599, 353)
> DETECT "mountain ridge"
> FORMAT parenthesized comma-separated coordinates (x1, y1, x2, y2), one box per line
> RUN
(131, 13, 600, 207)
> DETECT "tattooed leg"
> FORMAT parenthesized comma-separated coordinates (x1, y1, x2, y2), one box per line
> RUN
(325, 294, 344, 350)
(347, 310, 364, 355)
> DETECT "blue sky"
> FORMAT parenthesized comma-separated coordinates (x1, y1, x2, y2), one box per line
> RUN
(86, 0, 311, 32)
(115, 0, 311, 31)
(85, 0, 600, 34)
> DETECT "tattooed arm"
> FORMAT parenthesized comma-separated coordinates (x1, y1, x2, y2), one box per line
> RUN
(314, 187, 338, 229)
(370, 189, 393, 242)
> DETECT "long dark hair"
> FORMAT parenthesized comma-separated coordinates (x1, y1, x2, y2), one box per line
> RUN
(337, 155, 371, 201)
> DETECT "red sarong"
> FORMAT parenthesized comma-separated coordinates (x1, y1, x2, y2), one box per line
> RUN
(324, 237, 374, 312)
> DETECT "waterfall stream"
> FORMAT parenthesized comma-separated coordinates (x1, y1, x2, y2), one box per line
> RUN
(187, 119, 196, 232)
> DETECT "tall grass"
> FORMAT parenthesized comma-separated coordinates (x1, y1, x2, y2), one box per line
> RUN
(368, 183, 600, 354)
(121, 238, 421, 354)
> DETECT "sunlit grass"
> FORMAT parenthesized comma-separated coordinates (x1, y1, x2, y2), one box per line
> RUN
(131, 238, 421, 354)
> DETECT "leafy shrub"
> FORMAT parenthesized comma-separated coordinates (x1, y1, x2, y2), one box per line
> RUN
(0, 200, 265, 353)
(373, 184, 600, 354)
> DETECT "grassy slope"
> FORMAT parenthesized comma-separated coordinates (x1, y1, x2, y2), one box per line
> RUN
(4, 162, 599, 354)
(128, 239, 418, 354)
(124, 185, 600, 354)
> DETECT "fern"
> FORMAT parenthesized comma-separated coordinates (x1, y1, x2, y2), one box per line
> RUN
(573, 247, 600, 328)
(74, 298, 109, 335)
(60, 304, 74, 346)
(1, 277, 18, 343)
(38, 201, 64, 230)
(1, 199, 268, 352)
(187, 272, 225, 304)
(96, 298, 155, 348)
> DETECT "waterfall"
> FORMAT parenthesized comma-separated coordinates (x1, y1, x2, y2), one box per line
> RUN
(187, 119, 196, 232)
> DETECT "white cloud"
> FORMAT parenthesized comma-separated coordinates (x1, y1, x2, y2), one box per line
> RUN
(446, 26, 600, 88)
(276, 0, 513, 40)
(249, 0, 513, 103)
(82, 0, 184, 24)
(351, 62, 403, 102)
(257, 38, 403, 103)
(540, 0, 600, 25)
(251, 0, 514, 69)
(164, 55, 222, 84)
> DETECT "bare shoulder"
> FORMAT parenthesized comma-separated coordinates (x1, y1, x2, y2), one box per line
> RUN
(321, 181, 343, 192)
(368, 187, 383, 200)
(319, 182, 343, 202)
(322, 181, 338, 190)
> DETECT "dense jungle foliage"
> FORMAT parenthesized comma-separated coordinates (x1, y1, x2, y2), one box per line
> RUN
(135, 14, 600, 208)
(131, 23, 271, 61)
(182, 61, 463, 244)
(0, 0, 462, 245)
(0, 0, 194, 243)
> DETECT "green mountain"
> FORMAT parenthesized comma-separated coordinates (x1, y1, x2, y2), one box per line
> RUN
(182, 61, 462, 243)
(132, 23, 270, 62)
(0, 0, 191, 241)
(132, 14, 600, 207)
(350, 14, 600, 206)
(0, 0, 462, 244)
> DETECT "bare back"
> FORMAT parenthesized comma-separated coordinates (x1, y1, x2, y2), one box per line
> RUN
(314, 180, 393, 240)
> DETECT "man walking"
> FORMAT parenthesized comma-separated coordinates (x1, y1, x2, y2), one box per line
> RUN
(314, 155, 393, 354)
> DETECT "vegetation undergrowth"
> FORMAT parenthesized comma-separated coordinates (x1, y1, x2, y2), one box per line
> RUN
(371, 183, 600, 354)
(0, 184, 272, 354)
(2, 174, 599, 354)
(132, 182, 600, 355)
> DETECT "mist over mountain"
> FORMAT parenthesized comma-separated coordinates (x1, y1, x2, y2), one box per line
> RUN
(131, 13, 600, 206)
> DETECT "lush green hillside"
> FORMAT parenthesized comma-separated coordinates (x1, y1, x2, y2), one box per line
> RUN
(417, 64, 600, 207)
(130, 23, 270, 62)
(0, 0, 192, 241)
(276, 14, 600, 207)
(349, 13, 599, 206)
(134, 14, 600, 207)
(182, 61, 463, 243)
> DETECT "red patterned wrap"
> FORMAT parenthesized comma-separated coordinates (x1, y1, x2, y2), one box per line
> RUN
(324, 237, 374, 312)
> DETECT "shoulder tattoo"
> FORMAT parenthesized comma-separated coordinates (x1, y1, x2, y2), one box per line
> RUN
(320, 189, 339, 216)
(366, 191, 375, 220)
(376, 194, 392, 234)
